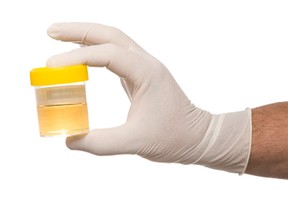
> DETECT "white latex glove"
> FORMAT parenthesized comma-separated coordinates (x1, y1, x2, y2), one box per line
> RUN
(47, 22, 251, 174)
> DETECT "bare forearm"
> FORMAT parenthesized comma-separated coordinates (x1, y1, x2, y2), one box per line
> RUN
(246, 102, 288, 179)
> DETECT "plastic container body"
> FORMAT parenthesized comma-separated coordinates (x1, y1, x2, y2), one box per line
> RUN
(30, 65, 89, 137)
(35, 83, 89, 136)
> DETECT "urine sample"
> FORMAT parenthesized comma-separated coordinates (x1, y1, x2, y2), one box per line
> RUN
(30, 65, 89, 136)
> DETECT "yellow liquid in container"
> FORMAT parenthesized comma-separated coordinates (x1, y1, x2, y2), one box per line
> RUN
(30, 65, 90, 137)
(37, 103, 89, 136)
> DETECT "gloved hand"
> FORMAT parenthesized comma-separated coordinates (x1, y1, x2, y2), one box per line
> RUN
(47, 22, 251, 174)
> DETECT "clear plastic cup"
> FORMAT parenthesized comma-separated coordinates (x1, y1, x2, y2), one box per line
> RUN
(30, 65, 89, 136)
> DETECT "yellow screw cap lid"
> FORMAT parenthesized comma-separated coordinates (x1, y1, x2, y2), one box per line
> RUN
(30, 65, 88, 86)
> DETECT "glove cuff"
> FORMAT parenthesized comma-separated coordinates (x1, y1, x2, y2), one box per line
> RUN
(193, 108, 252, 174)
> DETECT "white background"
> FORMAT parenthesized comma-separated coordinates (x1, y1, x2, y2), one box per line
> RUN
(1, 0, 288, 215)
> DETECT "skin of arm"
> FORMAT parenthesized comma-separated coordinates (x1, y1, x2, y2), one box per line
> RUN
(246, 102, 288, 179)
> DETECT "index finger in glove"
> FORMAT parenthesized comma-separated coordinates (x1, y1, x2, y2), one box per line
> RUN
(47, 43, 153, 82)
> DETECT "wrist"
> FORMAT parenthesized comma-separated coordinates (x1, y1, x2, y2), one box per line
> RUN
(193, 109, 252, 174)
